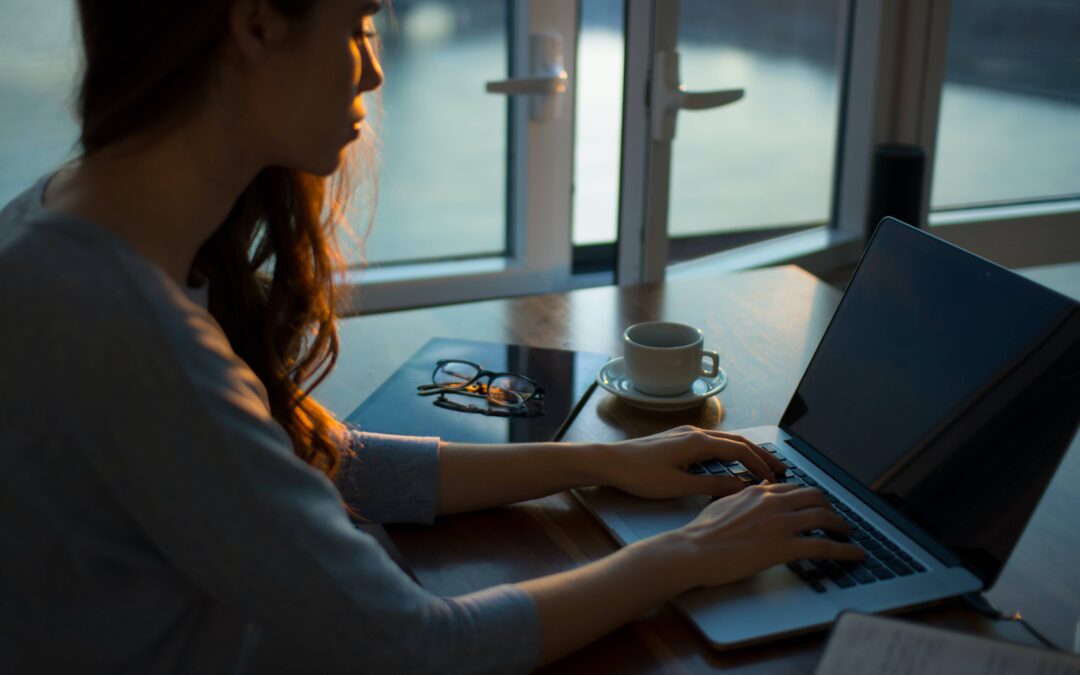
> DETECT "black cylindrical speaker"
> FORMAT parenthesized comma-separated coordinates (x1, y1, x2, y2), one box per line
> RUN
(867, 143, 926, 236)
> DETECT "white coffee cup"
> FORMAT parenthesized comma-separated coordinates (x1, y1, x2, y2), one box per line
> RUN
(622, 321, 720, 396)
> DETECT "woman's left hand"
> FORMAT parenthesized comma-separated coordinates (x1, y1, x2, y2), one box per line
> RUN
(596, 425, 788, 500)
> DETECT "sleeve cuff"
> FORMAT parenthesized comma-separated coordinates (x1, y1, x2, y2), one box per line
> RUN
(336, 428, 441, 524)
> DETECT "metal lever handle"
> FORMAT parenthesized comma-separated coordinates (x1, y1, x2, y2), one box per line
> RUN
(680, 88, 744, 111)
(652, 50, 745, 141)
(485, 32, 567, 122)
(485, 73, 567, 96)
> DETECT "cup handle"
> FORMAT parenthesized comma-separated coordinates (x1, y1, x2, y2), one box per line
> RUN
(701, 350, 720, 378)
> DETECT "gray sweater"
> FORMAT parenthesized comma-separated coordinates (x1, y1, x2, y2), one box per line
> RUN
(0, 176, 540, 674)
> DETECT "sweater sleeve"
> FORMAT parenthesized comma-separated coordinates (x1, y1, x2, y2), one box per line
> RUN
(82, 285, 541, 674)
(335, 428, 441, 524)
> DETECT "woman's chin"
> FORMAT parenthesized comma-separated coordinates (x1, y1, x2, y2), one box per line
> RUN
(302, 151, 348, 177)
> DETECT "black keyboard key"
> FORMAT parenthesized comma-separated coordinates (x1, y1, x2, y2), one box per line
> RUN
(876, 549, 898, 563)
(781, 458, 795, 468)
(888, 560, 914, 576)
(911, 560, 926, 573)
(862, 556, 883, 569)
(762, 443, 779, 454)
(884, 540, 900, 552)
(829, 573, 856, 589)
(835, 502, 852, 513)
(863, 539, 884, 553)
(898, 551, 913, 562)
(802, 477, 818, 486)
(688, 463, 707, 475)
(792, 468, 807, 477)
(848, 566, 876, 585)
(850, 513, 865, 523)
(871, 566, 896, 581)
(809, 581, 827, 593)
(700, 459, 728, 474)
(851, 531, 872, 543)
(816, 561, 856, 588)
(788, 560, 824, 581)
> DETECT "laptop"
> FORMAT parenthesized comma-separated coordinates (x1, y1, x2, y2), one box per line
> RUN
(575, 217, 1080, 648)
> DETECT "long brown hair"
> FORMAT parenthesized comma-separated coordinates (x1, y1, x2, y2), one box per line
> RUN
(76, 0, 355, 478)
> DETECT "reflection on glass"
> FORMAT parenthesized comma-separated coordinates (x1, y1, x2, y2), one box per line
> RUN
(932, 0, 1080, 210)
(359, 1, 508, 265)
(572, 0, 625, 247)
(669, 0, 844, 242)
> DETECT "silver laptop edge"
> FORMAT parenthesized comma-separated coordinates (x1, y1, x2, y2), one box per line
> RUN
(573, 424, 983, 649)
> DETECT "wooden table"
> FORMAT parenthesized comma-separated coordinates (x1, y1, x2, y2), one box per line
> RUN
(316, 265, 1080, 672)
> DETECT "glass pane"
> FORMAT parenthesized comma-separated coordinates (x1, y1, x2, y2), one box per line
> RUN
(668, 1, 845, 257)
(358, 1, 509, 266)
(572, 0, 625, 247)
(0, 0, 80, 206)
(931, 0, 1080, 210)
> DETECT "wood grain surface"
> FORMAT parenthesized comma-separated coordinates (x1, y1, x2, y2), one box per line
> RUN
(316, 265, 1080, 672)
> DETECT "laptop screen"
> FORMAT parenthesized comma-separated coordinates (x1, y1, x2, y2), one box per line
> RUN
(781, 219, 1080, 584)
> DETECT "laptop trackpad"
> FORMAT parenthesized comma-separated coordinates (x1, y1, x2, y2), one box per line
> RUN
(616, 496, 710, 540)
(616, 499, 832, 647)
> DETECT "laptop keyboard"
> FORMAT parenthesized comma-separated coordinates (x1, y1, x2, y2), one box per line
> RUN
(687, 442, 927, 592)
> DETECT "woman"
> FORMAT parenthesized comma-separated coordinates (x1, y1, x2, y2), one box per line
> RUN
(0, 0, 862, 672)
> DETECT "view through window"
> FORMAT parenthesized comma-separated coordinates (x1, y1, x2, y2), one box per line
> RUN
(0, 0, 80, 207)
(667, 0, 846, 261)
(360, 1, 509, 265)
(932, 0, 1080, 211)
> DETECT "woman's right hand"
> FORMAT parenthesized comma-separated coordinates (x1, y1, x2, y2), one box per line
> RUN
(671, 482, 865, 589)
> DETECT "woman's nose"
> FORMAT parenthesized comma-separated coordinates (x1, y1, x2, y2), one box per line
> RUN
(359, 41, 384, 93)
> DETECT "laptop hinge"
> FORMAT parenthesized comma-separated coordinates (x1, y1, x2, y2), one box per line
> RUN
(781, 433, 966, 570)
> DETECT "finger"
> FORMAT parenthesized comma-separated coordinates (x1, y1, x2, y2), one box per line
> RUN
(795, 537, 865, 562)
(682, 436, 776, 483)
(699, 431, 788, 476)
(702, 438, 777, 483)
(759, 481, 801, 494)
(783, 507, 850, 536)
(773, 486, 831, 511)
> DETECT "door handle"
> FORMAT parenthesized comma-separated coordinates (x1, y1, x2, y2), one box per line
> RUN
(652, 49, 744, 142)
(485, 32, 567, 122)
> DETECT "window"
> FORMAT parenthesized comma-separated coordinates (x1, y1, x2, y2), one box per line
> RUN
(3, 0, 1075, 311)
(667, 0, 846, 261)
(571, 0, 625, 252)
(932, 0, 1080, 210)
(360, 2, 509, 266)
(0, 0, 79, 206)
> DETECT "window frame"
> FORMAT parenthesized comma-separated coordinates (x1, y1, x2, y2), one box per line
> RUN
(671, 0, 1080, 280)
(339, 0, 582, 315)
(343, 0, 1079, 315)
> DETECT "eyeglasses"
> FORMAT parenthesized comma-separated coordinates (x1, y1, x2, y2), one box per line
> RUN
(416, 359, 545, 417)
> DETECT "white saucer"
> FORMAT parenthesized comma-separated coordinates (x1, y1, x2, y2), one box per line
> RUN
(595, 357, 728, 411)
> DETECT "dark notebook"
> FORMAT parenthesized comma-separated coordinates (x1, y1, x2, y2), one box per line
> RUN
(346, 337, 609, 443)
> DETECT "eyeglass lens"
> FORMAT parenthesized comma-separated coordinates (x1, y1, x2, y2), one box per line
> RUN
(432, 362, 481, 390)
(488, 375, 537, 406)
(432, 361, 537, 407)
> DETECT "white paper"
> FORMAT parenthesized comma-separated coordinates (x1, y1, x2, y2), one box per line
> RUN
(815, 613, 1080, 675)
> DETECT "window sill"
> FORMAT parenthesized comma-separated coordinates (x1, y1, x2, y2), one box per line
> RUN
(668, 226, 862, 279)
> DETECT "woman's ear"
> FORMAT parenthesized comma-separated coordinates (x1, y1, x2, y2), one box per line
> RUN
(229, 0, 291, 62)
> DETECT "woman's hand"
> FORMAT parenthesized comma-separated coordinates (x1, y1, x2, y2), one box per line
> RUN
(597, 425, 788, 500)
(667, 482, 865, 589)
